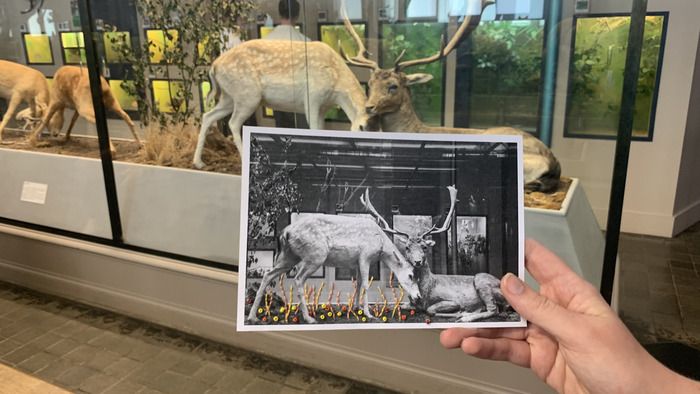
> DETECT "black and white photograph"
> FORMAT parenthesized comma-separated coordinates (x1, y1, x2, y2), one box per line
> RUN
(237, 127, 525, 331)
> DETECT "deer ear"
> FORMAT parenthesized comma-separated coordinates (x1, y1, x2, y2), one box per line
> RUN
(405, 73, 433, 86)
(424, 240, 436, 247)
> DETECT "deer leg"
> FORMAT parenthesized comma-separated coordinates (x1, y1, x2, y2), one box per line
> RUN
(29, 102, 61, 144)
(305, 100, 323, 130)
(357, 259, 376, 319)
(64, 111, 79, 141)
(227, 100, 258, 158)
(456, 273, 504, 322)
(293, 262, 323, 324)
(0, 94, 22, 143)
(193, 95, 233, 169)
(246, 262, 295, 324)
(113, 106, 142, 146)
(427, 301, 462, 316)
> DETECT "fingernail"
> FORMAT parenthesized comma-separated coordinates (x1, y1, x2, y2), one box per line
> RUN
(505, 274, 524, 295)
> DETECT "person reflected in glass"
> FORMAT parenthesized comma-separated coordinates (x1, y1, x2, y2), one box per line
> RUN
(264, 0, 310, 129)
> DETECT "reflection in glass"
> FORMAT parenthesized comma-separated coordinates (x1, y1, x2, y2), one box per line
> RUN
(103, 31, 131, 63)
(23, 33, 53, 64)
(60, 32, 86, 65)
(151, 80, 186, 113)
(145, 29, 179, 64)
(109, 80, 138, 112)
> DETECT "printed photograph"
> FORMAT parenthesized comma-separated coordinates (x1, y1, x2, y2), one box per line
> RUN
(237, 127, 524, 331)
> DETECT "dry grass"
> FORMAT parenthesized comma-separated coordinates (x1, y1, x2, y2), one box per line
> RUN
(524, 177, 573, 211)
(1, 124, 241, 175)
(132, 124, 240, 174)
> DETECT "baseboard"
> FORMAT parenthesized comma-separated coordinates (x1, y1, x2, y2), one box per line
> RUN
(673, 199, 700, 236)
(0, 226, 548, 394)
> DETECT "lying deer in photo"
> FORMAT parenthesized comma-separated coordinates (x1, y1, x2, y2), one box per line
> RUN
(193, 39, 371, 169)
(30, 66, 143, 153)
(247, 195, 421, 324)
(0, 60, 50, 142)
(342, 0, 561, 192)
(367, 185, 510, 322)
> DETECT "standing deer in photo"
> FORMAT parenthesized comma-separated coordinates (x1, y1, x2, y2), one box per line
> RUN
(369, 185, 510, 322)
(29, 66, 143, 153)
(0, 60, 50, 143)
(342, 0, 561, 192)
(193, 39, 371, 169)
(247, 191, 423, 324)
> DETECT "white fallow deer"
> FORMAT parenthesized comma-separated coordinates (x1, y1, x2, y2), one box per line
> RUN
(247, 194, 423, 324)
(342, 0, 561, 192)
(0, 60, 50, 143)
(193, 39, 371, 169)
(29, 66, 143, 153)
(367, 185, 510, 322)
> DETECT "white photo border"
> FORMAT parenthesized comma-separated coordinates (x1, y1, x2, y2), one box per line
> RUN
(237, 126, 526, 331)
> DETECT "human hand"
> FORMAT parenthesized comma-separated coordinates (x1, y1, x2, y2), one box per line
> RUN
(440, 239, 700, 394)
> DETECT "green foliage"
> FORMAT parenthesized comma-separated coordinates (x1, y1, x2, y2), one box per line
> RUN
(106, 0, 256, 128)
(381, 23, 445, 126)
(248, 137, 301, 249)
(567, 15, 666, 137)
(471, 20, 544, 94)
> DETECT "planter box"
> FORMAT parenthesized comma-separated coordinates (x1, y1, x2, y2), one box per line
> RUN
(0, 148, 241, 265)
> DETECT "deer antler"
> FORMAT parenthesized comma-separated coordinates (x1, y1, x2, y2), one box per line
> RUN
(396, 0, 494, 71)
(340, 1, 378, 70)
(360, 189, 410, 238)
(420, 186, 458, 239)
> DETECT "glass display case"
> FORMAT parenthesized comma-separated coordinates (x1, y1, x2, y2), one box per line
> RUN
(0, 0, 662, 298)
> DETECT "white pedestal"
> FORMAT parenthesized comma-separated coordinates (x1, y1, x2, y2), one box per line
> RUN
(525, 179, 605, 289)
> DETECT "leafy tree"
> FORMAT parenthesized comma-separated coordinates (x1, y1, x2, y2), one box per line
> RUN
(247, 137, 301, 250)
(107, 0, 256, 128)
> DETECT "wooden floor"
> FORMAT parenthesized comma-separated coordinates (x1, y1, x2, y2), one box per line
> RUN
(0, 363, 68, 394)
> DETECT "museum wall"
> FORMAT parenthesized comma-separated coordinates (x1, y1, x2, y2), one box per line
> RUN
(673, 37, 700, 234)
(551, 0, 700, 237)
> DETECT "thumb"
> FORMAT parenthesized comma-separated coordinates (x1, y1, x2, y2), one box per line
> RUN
(501, 273, 577, 339)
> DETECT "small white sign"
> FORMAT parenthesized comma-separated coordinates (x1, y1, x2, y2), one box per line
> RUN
(20, 182, 48, 205)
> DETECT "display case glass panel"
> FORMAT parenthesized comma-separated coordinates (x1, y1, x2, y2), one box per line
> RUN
(0, 0, 647, 285)
(565, 13, 667, 140)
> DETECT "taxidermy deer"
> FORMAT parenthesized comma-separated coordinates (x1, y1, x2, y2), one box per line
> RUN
(0, 60, 50, 143)
(192, 40, 371, 169)
(30, 66, 143, 153)
(247, 195, 422, 325)
(366, 185, 510, 322)
(342, 0, 561, 192)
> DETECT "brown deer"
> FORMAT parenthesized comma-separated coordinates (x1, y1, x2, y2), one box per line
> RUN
(364, 185, 510, 322)
(29, 66, 143, 153)
(193, 39, 371, 169)
(342, 0, 561, 192)
(0, 60, 50, 142)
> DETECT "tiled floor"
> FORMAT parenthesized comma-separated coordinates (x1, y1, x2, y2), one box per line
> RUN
(618, 221, 700, 349)
(0, 283, 396, 394)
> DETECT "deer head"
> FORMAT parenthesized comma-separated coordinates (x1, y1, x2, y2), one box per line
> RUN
(361, 186, 457, 270)
(341, 0, 494, 117)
